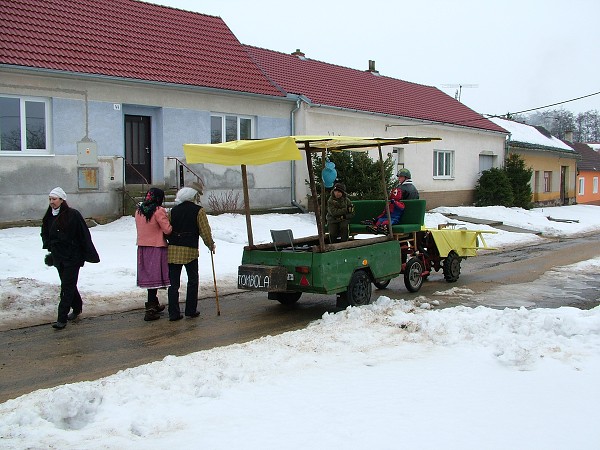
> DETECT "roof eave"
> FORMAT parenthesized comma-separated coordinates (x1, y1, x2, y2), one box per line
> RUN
(509, 142, 581, 159)
(0, 64, 292, 101)
(301, 101, 507, 136)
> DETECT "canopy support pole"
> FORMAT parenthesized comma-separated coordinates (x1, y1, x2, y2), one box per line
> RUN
(241, 164, 254, 246)
(320, 150, 327, 232)
(305, 143, 325, 251)
(378, 145, 393, 239)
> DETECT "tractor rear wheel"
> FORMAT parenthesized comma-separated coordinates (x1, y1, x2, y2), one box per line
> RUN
(443, 251, 461, 282)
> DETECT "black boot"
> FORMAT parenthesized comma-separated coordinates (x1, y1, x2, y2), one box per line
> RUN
(144, 302, 161, 321)
(147, 299, 165, 313)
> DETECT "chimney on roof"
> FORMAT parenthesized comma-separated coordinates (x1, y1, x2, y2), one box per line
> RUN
(565, 130, 573, 142)
(291, 49, 306, 59)
(367, 60, 379, 75)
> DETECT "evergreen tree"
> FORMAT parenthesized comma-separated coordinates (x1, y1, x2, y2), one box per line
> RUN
(504, 153, 533, 209)
(309, 150, 395, 202)
(474, 167, 513, 207)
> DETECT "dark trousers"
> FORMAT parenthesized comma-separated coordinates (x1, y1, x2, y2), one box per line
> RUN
(328, 220, 350, 243)
(56, 264, 82, 323)
(168, 259, 199, 318)
(147, 288, 158, 302)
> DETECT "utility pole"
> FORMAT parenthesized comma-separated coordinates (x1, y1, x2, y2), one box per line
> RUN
(441, 84, 478, 102)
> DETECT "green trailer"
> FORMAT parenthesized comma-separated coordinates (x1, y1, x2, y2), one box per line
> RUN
(184, 135, 444, 306)
(238, 235, 403, 306)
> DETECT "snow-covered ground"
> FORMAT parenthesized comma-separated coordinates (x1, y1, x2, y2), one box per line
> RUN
(1, 204, 599, 449)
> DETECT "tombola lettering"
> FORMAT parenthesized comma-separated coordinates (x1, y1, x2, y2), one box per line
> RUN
(238, 274, 270, 288)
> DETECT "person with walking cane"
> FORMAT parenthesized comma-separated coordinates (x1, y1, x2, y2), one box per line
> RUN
(167, 184, 215, 321)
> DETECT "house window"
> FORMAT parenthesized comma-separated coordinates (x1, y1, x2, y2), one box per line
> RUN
(210, 114, 253, 143)
(578, 177, 585, 195)
(433, 150, 454, 178)
(593, 177, 599, 194)
(479, 153, 496, 173)
(0, 95, 49, 153)
(393, 147, 404, 174)
(543, 171, 552, 193)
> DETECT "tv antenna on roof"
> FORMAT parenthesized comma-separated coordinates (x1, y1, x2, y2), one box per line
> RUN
(441, 84, 478, 102)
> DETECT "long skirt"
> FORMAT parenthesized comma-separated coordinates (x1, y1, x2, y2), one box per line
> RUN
(137, 246, 170, 289)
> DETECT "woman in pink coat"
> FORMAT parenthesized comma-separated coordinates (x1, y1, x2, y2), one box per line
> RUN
(135, 187, 172, 321)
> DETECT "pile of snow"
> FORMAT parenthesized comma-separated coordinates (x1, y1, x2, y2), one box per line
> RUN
(1, 296, 599, 449)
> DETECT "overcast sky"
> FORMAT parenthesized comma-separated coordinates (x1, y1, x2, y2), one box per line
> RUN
(151, 0, 599, 117)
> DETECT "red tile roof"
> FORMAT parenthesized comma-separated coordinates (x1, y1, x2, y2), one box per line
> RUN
(565, 141, 600, 171)
(245, 45, 506, 134)
(0, 0, 285, 97)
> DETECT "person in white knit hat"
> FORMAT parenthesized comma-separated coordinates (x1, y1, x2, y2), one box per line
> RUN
(41, 187, 100, 330)
(167, 184, 215, 321)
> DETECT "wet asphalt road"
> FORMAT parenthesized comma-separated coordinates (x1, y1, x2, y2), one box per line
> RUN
(0, 232, 599, 403)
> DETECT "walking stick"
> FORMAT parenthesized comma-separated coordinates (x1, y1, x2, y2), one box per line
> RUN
(210, 250, 221, 316)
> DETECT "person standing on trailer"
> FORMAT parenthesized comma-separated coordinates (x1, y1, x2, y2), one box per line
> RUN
(326, 182, 355, 243)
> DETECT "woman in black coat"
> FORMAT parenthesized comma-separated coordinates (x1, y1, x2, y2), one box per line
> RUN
(41, 187, 100, 330)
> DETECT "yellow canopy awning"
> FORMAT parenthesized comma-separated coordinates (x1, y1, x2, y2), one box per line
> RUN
(183, 135, 441, 166)
(293, 135, 441, 151)
(183, 136, 302, 166)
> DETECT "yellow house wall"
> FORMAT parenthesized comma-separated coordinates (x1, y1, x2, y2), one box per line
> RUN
(509, 148, 577, 205)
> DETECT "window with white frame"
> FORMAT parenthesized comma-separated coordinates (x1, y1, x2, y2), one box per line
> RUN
(578, 177, 585, 195)
(479, 153, 496, 173)
(210, 114, 253, 143)
(543, 171, 552, 192)
(0, 95, 49, 153)
(393, 147, 404, 174)
(593, 177, 599, 194)
(433, 150, 454, 178)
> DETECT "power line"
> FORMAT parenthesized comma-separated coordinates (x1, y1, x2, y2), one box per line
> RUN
(385, 90, 600, 129)
(495, 91, 600, 117)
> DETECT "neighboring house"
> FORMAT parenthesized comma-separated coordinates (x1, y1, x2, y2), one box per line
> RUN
(1, 0, 508, 226)
(563, 137, 600, 205)
(490, 118, 579, 206)
(245, 46, 508, 209)
(0, 0, 295, 224)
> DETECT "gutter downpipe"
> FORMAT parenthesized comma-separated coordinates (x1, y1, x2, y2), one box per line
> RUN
(290, 96, 307, 212)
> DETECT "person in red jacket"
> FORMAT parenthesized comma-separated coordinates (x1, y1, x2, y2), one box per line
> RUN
(366, 187, 405, 234)
(135, 187, 172, 321)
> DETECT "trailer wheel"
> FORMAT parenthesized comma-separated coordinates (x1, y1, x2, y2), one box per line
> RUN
(347, 270, 372, 306)
(404, 257, 424, 292)
(269, 291, 302, 305)
(443, 251, 461, 282)
(373, 279, 391, 289)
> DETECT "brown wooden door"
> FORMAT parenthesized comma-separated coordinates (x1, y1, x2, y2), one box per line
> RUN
(560, 166, 567, 205)
(125, 115, 151, 184)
